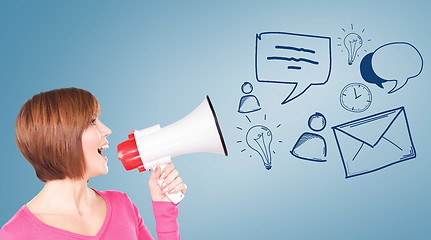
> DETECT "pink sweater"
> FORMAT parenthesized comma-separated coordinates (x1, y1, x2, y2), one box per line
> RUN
(0, 190, 180, 240)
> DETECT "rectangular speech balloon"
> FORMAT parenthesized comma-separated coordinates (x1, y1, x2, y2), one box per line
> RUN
(255, 32, 332, 104)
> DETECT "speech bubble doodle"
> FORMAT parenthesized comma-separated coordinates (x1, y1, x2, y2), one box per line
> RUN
(255, 32, 332, 104)
(360, 42, 423, 94)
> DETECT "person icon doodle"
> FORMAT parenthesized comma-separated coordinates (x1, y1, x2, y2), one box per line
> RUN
(237, 82, 261, 114)
(290, 112, 328, 162)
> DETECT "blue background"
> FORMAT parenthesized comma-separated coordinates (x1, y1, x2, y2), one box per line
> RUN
(1, 0, 430, 239)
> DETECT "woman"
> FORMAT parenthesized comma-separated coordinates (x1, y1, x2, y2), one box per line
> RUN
(0, 88, 186, 239)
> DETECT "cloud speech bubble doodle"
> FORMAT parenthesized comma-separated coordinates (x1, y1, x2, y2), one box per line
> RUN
(255, 32, 332, 104)
(360, 42, 423, 94)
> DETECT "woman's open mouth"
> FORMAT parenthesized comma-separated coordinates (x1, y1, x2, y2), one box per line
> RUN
(98, 144, 109, 156)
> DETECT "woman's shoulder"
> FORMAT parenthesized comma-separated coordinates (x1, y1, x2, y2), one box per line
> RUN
(93, 189, 136, 209)
(93, 189, 141, 220)
(94, 189, 128, 199)
(0, 206, 34, 239)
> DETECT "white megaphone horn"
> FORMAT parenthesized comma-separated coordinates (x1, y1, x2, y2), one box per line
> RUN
(117, 95, 228, 203)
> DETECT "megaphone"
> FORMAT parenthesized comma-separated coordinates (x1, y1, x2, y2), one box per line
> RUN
(117, 95, 228, 203)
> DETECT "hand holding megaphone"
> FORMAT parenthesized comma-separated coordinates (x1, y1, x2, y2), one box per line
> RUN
(117, 96, 228, 204)
(149, 163, 187, 203)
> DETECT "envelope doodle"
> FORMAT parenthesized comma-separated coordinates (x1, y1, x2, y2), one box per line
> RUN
(332, 107, 416, 178)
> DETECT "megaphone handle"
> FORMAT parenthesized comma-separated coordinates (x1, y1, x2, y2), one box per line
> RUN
(154, 164, 185, 204)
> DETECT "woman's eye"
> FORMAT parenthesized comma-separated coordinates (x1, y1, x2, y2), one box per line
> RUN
(90, 119, 96, 125)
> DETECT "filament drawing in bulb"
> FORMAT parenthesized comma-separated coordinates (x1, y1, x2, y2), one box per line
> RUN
(246, 125, 273, 170)
(344, 33, 363, 65)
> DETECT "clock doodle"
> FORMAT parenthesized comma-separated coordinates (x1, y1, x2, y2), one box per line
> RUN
(340, 83, 372, 113)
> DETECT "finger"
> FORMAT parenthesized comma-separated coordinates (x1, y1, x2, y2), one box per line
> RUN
(172, 183, 187, 195)
(168, 183, 187, 195)
(165, 178, 186, 194)
(160, 163, 175, 180)
(162, 169, 178, 187)
(150, 166, 162, 181)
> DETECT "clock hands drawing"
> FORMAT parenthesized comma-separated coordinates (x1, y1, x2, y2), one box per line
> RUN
(340, 83, 372, 113)
(354, 88, 361, 99)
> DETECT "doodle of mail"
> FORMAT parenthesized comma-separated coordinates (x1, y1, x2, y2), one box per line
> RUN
(332, 106, 416, 178)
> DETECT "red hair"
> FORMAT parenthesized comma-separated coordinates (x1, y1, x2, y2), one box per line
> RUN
(15, 88, 100, 182)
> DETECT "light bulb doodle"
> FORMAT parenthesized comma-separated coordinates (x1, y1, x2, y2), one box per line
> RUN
(337, 24, 371, 66)
(246, 125, 273, 170)
(236, 114, 283, 170)
(344, 33, 363, 65)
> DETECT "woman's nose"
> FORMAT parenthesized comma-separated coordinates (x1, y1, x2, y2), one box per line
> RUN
(98, 120, 112, 137)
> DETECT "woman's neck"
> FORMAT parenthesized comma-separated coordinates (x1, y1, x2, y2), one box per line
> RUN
(27, 178, 96, 217)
